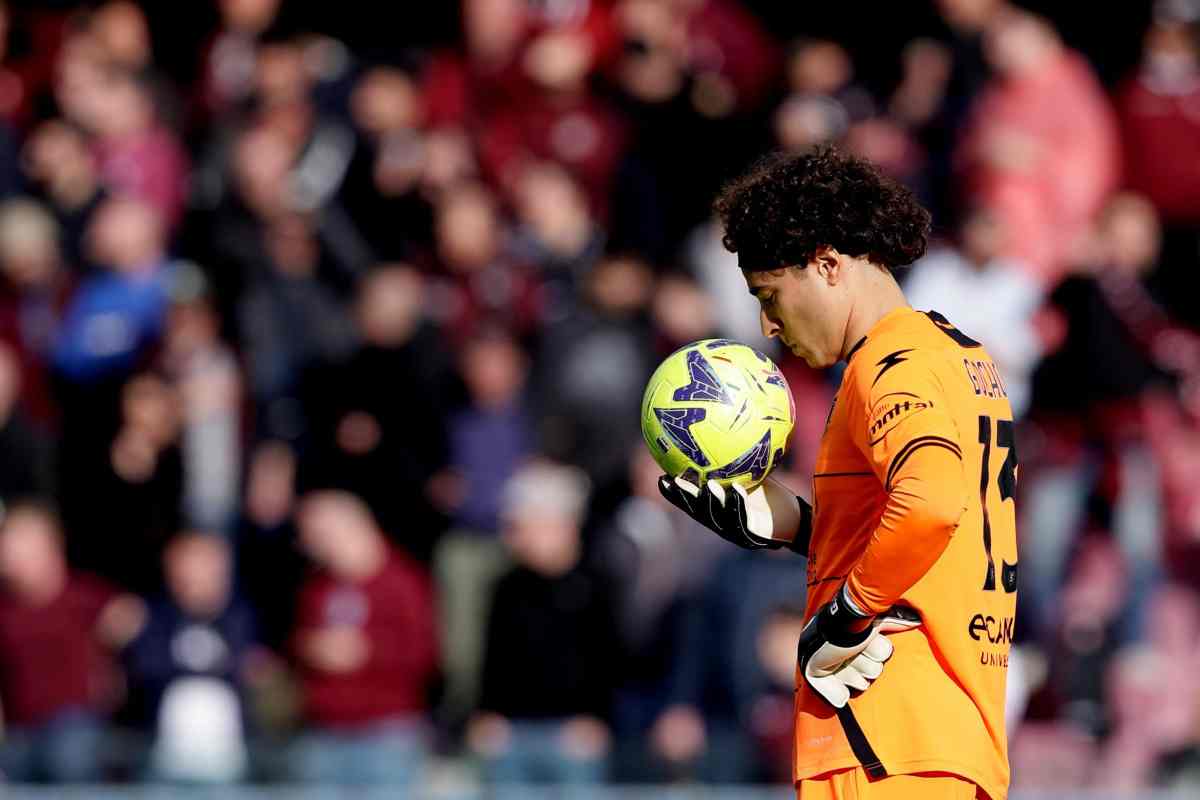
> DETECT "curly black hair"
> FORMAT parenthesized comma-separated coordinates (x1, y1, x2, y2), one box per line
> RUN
(714, 146, 931, 272)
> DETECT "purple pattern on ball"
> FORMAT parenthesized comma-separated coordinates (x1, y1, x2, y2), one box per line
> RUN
(765, 374, 786, 388)
(654, 407, 710, 466)
(708, 430, 774, 482)
(704, 339, 738, 350)
(673, 350, 732, 405)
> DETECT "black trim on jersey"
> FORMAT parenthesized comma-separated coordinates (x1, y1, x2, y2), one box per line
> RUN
(845, 335, 869, 363)
(836, 705, 888, 780)
(885, 436, 963, 490)
(872, 349, 915, 387)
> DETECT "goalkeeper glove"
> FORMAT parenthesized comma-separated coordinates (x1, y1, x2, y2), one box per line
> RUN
(797, 584, 923, 708)
(658, 475, 813, 555)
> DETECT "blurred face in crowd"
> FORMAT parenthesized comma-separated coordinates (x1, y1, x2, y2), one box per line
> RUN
(745, 254, 854, 368)
(524, 30, 593, 92)
(88, 196, 166, 272)
(165, 534, 232, 619)
(515, 162, 593, 255)
(787, 40, 852, 96)
(503, 508, 582, 578)
(24, 120, 97, 202)
(984, 10, 1061, 77)
(936, 0, 1005, 33)
(0, 200, 61, 289)
(55, 32, 109, 131)
(91, 1, 152, 70)
(244, 441, 296, 528)
(587, 255, 653, 317)
(356, 264, 424, 347)
(234, 125, 295, 218)
(90, 71, 156, 141)
(652, 274, 714, 344)
(351, 67, 421, 137)
(1100, 193, 1161, 275)
(1143, 21, 1200, 80)
(961, 209, 1006, 267)
(296, 491, 384, 580)
(0, 506, 67, 605)
(436, 183, 500, 271)
(220, 0, 281, 33)
(461, 332, 528, 409)
(464, 0, 528, 64)
(255, 40, 309, 108)
(123, 373, 180, 447)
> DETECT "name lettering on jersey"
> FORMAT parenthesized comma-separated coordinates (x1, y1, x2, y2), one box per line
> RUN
(867, 392, 934, 444)
(961, 358, 1008, 400)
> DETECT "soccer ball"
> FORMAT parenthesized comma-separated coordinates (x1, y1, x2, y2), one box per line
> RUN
(641, 338, 795, 490)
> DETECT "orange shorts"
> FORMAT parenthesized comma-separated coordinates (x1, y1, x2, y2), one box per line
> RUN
(797, 769, 988, 800)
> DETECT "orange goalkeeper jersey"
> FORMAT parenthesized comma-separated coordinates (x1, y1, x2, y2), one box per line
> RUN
(795, 306, 1018, 800)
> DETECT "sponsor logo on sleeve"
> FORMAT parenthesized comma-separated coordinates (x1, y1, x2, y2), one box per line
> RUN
(867, 392, 935, 444)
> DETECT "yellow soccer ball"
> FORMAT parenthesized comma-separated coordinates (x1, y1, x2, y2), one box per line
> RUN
(640, 338, 794, 489)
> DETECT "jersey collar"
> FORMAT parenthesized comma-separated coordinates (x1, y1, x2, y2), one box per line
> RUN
(843, 306, 915, 364)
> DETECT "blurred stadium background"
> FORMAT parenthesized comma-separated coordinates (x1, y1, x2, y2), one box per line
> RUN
(0, 0, 1198, 796)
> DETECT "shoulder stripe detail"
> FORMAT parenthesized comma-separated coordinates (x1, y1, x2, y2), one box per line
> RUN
(885, 435, 962, 490)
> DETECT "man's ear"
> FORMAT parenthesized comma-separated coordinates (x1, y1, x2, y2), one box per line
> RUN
(813, 247, 842, 286)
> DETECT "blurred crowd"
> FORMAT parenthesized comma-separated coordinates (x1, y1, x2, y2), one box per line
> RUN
(0, 0, 1199, 792)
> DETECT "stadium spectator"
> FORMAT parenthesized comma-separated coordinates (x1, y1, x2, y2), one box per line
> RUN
(126, 533, 256, 783)
(290, 490, 438, 786)
(426, 181, 542, 347)
(88, 69, 189, 230)
(84, 372, 185, 594)
(958, 7, 1121, 283)
(470, 460, 618, 785)
(647, 547, 809, 783)
(160, 265, 242, 534)
(0, 198, 74, 427)
(236, 440, 305, 651)
(902, 207, 1044, 416)
(0, 502, 144, 782)
(596, 447, 726, 780)
(301, 264, 455, 561)
(533, 253, 656, 489)
(0, 343, 52, 507)
(51, 195, 174, 386)
(21, 120, 107, 274)
(238, 211, 357, 441)
(1022, 194, 1177, 642)
(1116, 9, 1200, 229)
(432, 328, 533, 725)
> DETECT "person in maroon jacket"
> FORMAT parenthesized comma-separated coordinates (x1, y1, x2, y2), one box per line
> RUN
(288, 489, 439, 786)
(0, 502, 145, 782)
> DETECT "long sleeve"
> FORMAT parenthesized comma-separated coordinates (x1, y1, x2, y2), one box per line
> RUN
(847, 353, 969, 615)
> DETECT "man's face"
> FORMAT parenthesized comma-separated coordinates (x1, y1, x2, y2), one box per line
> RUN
(745, 262, 845, 368)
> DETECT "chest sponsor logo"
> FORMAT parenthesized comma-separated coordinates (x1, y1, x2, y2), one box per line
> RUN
(968, 612, 1014, 668)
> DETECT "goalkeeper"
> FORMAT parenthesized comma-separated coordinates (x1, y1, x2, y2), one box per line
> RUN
(660, 147, 1017, 800)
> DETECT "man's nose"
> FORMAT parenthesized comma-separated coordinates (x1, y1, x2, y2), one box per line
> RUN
(760, 309, 780, 340)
